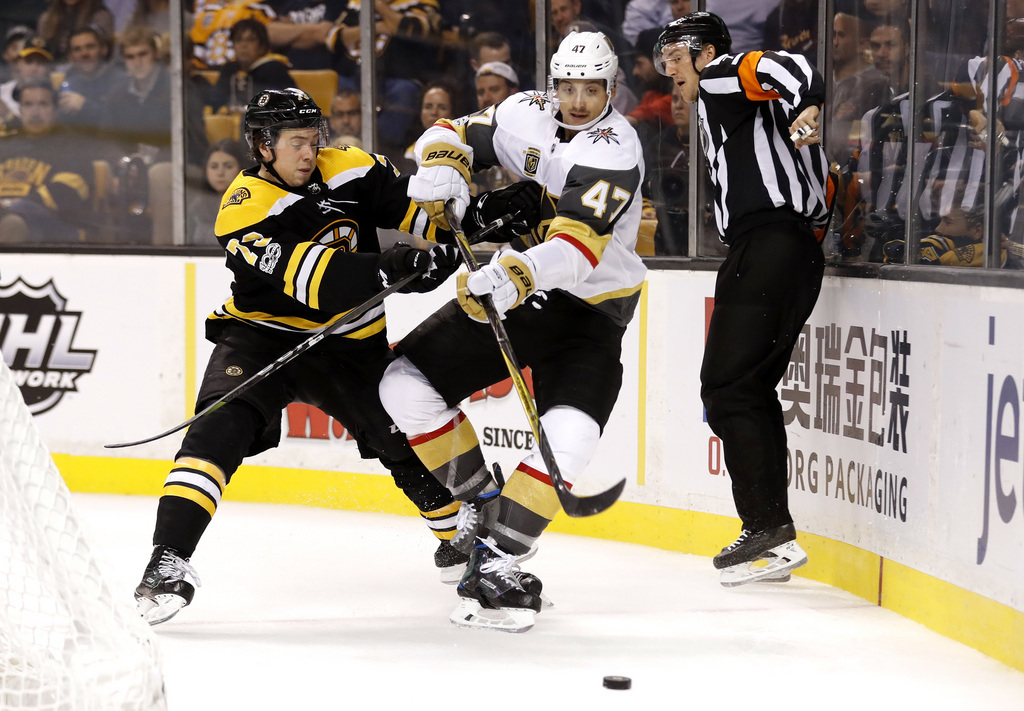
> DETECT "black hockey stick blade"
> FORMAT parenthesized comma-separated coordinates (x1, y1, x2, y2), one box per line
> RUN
(445, 199, 625, 517)
(105, 270, 421, 449)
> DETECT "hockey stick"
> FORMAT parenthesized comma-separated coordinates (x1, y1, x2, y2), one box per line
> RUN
(444, 200, 625, 517)
(105, 215, 516, 450)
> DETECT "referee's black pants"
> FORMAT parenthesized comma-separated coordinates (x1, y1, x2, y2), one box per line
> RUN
(700, 218, 824, 532)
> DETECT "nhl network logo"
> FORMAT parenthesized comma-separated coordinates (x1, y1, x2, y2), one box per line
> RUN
(0, 278, 96, 414)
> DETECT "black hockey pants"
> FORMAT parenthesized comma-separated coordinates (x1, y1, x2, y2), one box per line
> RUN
(700, 217, 824, 532)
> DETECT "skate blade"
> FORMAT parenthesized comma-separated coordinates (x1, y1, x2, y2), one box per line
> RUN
(449, 598, 535, 633)
(136, 593, 187, 626)
(719, 541, 808, 588)
(439, 563, 468, 585)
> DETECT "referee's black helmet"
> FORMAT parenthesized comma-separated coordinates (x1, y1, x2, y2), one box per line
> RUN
(654, 11, 732, 73)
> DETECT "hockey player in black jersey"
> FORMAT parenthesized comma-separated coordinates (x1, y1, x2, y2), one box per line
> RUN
(656, 13, 835, 587)
(134, 88, 468, 625)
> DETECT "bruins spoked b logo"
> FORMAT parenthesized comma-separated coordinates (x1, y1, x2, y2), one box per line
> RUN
(0, 278, 97, 414)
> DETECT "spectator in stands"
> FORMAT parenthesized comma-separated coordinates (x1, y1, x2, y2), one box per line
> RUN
(37, 0, 115, 63)
(828, 10, 889, 168)
(1, 37, 53, 128)
(265, 0, 341, 72)
(626, 28, 673, 137)
(869, 13, 911, 95)
(328, 88, 361, 144)
(128, 0, 172, 57)
(190, 0, 277, 68)
(881, 202, 1021, 268)
(186, 137, 249, 244)
(0, 79, 92, 243)
(475, 61, 518, 111)
(101, 26, 172, 161)
(57, 25, 122, 134)
(402, 78, 457, 165)
(470, 31, 512, 74)
(763, 0, 818, 66)
(551, 0, 582, 43)
(439, 0, 534, 90)
(467, 31, 528, 96)
(209, 18, 292, 113)
(1, 25, 34, 83)
(325, 1, 442, 156)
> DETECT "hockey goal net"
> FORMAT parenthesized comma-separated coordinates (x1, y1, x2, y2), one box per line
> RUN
(0, 359, 166, 710)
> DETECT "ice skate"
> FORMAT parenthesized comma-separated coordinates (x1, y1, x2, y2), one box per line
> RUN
(435, 539, 470, 584)
(134, 545, 202, 625)
(450, 538, 542, 633)
(713, 524, 807, 587)
(512, 544, 552, 607)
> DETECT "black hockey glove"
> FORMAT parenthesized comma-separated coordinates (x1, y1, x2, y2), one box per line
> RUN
(402, 243, 463, 293)
(377, 243, 430, 292)
(467, 180, 544, 242)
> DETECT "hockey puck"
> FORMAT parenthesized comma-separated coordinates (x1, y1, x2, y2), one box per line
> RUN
(603, 675, 632, 690)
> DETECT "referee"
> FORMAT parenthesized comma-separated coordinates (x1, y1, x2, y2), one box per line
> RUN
(655, 12, 835, 586)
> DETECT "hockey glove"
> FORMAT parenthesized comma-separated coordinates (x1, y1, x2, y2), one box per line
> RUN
(402, 243, 463, 293)
(456, 251, 536, 322)
(377, 243, 430, 292)
(467, 181, 544, 243)
(408, 137, 473, 230)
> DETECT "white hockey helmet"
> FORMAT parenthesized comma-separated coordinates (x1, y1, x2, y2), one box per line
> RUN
(547, 31, 618, 131)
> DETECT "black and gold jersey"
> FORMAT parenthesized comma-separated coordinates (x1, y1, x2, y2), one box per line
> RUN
(0, 131, 91, 221)
(207, 145, 442, 342)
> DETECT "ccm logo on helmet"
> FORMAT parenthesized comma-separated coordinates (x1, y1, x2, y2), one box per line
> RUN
(299, 108, 318, 114)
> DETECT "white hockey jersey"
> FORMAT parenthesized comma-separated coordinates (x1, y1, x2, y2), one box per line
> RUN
(417, 90, 647, 327)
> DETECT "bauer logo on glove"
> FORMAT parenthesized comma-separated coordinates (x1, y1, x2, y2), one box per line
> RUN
(423, 148, 471, 172)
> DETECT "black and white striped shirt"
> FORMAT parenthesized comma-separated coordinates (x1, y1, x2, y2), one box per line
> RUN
(697, 50, 834, 241)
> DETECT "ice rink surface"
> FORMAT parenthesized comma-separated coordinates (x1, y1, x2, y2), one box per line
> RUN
(74, 493, 1024, 711)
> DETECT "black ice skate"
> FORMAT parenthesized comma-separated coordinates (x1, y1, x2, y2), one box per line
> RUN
(713, 523, 807, 587)
(435, 539, 470, 584)
(450, 538, 542, 633)
(134, 545, 202, 625)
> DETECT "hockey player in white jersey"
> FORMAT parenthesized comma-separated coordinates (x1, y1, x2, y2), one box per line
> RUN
(379, 31, 646, 632)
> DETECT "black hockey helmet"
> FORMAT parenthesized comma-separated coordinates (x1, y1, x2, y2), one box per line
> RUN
(654, 12, 732, 75)
(244, 88, 329, 164)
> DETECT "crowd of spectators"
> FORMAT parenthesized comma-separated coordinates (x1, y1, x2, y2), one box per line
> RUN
(1, 0, 1021, 264)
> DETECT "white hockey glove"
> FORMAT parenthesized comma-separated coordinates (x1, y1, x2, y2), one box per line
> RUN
(408, 138, 473, 230)
(456, 251, 536, 322)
